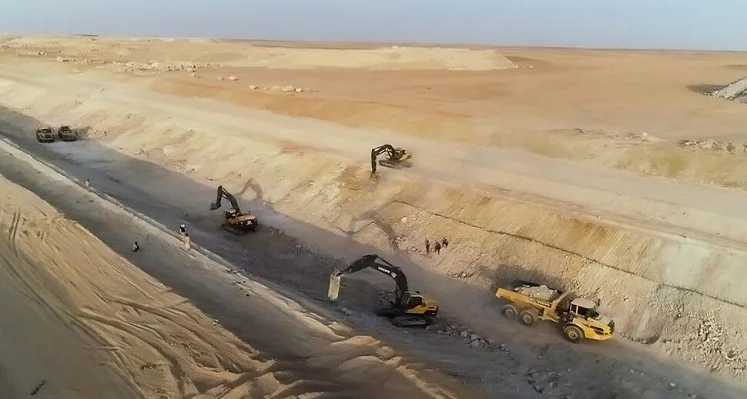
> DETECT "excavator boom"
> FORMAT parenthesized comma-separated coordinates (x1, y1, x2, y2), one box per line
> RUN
(329, 254, 409, 301)
(210, 185, 241, 212)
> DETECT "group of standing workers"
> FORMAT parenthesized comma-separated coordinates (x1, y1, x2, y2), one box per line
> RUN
(424, 237, 449, 255)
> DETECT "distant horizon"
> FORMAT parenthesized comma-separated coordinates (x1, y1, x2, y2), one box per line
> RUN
(2, 1, 745, 52)
(4, 32, 745, 55)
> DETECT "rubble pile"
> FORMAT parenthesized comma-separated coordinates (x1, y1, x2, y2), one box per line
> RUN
(712, 77, 747, 103)
(436, 324, 498, 350)
(686, 318, 746, 375)
(248, 84, 310, 93)
(113, 60, 223, 73)
(679, 139, 747, 152)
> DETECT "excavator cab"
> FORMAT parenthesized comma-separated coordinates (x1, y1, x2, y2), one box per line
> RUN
(210, 185, 258, 234)
(370, 144, 413, 174)
(328, 254, 438, 327)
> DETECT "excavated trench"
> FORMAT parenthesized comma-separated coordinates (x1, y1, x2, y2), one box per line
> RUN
(1, 69, 747, 385)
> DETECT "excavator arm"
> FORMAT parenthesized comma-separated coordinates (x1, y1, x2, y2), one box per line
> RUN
(371, 145, 395, 174)
(328, 254, 409, 302)
(210, 185, 241, 213)
(370, 144, 411, 174)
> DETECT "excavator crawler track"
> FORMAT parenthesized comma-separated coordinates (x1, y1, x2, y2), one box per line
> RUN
(391, 315, 433, 328)
(221, 223, 255, 235)
(378, 159, 412, 169)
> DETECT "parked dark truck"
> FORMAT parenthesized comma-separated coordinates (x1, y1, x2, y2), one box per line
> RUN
(35, 126, 55, 143)
(57, 125, 79, 141)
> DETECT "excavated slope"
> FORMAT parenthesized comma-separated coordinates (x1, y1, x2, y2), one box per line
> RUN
(0, 70, 745, 381)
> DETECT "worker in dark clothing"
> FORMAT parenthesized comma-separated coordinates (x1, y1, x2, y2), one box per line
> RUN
(131, 241, 140, 252)
(179, 223, 187, 236)
(442, 238, 449, 249)
(425, 238, 431, 254)
(434, 241, 442, 254)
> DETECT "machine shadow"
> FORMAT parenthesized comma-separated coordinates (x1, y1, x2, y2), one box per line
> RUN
(686, 83, 725, 96)
(0, 106, 744, 398)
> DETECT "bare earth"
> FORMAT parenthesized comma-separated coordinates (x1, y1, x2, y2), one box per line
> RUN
(1, 35, 747, 398)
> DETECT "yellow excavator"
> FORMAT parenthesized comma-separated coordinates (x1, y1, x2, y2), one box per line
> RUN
(328, 254, 438, 327)
(370, 144, 412, 175)
(209, 185, 258, 234)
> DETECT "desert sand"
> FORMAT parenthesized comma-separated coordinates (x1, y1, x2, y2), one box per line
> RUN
(1, 35, 747, 398)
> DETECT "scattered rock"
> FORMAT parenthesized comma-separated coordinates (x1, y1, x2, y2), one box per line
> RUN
(227, 75, 238, 81)
(680, 138, 739, 152)
(113, 60, 223, 74)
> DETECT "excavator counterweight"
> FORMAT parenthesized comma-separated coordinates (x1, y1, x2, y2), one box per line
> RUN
(370, 144, 412, 175)
(329, 254, 438, 327)
(210, 185, 258, 235)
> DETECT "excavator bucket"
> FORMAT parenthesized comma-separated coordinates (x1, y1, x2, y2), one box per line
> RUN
(328, 272, 342, 301)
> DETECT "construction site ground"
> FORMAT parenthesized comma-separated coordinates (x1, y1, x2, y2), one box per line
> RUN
(2, 35, 747, 398)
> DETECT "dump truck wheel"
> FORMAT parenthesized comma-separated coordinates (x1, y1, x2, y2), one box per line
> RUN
(563, 324, 583, 343)
(502, 304, 518, 319)
(519, 309, 538, 326)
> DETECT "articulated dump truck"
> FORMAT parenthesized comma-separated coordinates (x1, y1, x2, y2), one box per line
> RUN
(496, 280, 615, 343)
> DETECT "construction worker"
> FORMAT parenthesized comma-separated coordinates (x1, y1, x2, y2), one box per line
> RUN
(131, 241, 140, 252)
(183, 232, 191, 252)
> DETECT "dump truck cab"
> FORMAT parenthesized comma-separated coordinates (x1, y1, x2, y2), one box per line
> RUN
(496, 280, 614, 343)
(562, 297, 614, 342)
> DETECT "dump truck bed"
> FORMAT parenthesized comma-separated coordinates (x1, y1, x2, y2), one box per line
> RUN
(501, 280, 562, 302)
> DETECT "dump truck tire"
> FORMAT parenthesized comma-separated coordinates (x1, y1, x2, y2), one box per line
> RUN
(519, 309, 538, 326)
(502, 304, 518, 319)
(563, 324, 584, 343)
